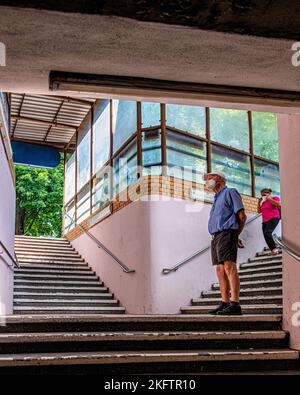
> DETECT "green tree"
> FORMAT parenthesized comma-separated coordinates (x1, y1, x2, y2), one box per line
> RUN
(15, 160, 64, 237)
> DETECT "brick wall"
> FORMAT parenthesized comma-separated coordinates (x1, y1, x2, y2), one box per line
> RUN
(65, 175, 259, 241)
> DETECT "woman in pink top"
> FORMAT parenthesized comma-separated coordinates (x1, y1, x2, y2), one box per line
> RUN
(257, 188, 281, 255)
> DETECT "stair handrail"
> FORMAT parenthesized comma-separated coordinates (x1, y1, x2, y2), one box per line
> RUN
(0, 240, 20, 270)
(273, 234, 300, 262)
(162, 213, 262, 275)
(64, 208, 135, 274)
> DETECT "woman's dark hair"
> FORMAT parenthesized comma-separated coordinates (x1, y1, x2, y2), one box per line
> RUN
(261, 188, 272, 194)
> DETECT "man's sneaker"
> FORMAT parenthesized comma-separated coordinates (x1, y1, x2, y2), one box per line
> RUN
(208, 302, 230, 315)
(217, 302, 242, 316)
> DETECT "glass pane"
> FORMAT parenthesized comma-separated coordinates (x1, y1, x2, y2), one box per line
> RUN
(77, 114, 91, 191)
(77, 183, 91, 223)
(254, 158, 280, 197)
(113, 138, 137, 196)
(210, 108, 249, 151)
(142, 129, 162, 176)
(252, 112, 278, 162)
(113, 100, 137, 152)
(64, 150, 76, 203)
(92, 170, 110, 213)
(166, 130, 206, 183)
(93, 99, 110, 173)
(64, 199, 75, 233)
(141, 102, 161, 128)
(211, 144, 251, 195)
(166, 104, 205, 137)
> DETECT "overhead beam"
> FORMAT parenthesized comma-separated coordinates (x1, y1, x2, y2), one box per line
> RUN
(11, 137, 67, 152)
(50, 71, 300, 110)
(11, 115, 77, 130)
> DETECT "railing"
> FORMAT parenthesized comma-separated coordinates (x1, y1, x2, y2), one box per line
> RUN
(162, 213, 262, 274)
(64, 210, 135, 274)
(273, 234, 300, 262)
(0, 240, 20, 270)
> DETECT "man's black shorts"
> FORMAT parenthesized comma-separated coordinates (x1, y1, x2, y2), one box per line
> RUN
(211, 229, 239, 265)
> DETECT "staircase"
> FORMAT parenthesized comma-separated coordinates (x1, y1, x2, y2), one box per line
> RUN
(13, 235, 125, 315)
(181, 248, 283, 315)
(0, 241, 297, 374)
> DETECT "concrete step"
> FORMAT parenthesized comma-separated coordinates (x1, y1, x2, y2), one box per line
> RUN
(1, 314, 283, 333)
(18, 262, 88, 268)
(14, 285, 109, 293)
(14, 280, 103, 287)
(256, 251, 282, 257)
(14, 292, 114, 300)
(16, 256, 84, 262)
(0, 349, 296, 370)
(212, 279, 282, 290)
(181, 304, 283, 315)
(239, 272, 282, 281)
(15, 267, 92, 274)
(15, 236, 68, 243)
(0, 330, 288, 354)
(15, 251, 81, 258)
(240, 260, 282, 270)
(238, 265, 282, 275)
(202, 287, 282, 298)
(13, 306, 126, 314)
(15, 244, 74, 250)
(248, 255, 283, 263)
(192, 295, 282, 306)
(14, 299, 119, 307)
(14, 274, 99, 281)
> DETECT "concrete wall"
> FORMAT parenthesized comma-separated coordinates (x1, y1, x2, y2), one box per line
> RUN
(278, 114, 300, 350)
(71, 196, 266, 314)
(0, 136, 15, 315)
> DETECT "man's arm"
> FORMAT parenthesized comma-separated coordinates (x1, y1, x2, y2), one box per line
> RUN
(266, 195, 281, 207)
(237, 209, 247, 235)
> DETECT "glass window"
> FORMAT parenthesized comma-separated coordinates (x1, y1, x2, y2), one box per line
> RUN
(252, 112, 278, 162)
(142, 129, 162, 176)
(113, 100, 137, 153)
(166, 104, 205, 137)
(64, 149, 76, 203)
(166, 130, 206, 183)
(211, 144, 251, 195)
(77, 183, 91, 223)
(113, 138, 137, 196)
(93, 99, 110, 173)
(254, 158, 280, 197)
(210, 108, 249, 151)
(64, 198, 75, 233)
(92, 169, 111, 213)
(141, 102, 161, 128)
(77, 113, 91, 191)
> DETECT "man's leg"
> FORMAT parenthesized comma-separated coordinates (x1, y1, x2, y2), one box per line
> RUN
(224, 261, 240, 302)
(216, 264, 230, 302)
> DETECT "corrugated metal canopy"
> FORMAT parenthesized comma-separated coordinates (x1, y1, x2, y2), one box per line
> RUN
(10, 93, 95, 150)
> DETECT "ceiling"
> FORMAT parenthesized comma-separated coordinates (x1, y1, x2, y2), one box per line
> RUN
(10, 94, 95, 149)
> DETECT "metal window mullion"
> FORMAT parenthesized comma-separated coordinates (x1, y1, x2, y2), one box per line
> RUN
(137, 102, 142, 178)
(248, 111, 256, 197)
(206, 107, 212, 173)
(90, 105, 94, 215)
(161, 103, 167, 176)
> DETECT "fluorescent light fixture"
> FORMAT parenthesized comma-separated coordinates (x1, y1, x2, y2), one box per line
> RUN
(49, 71, 300, 110)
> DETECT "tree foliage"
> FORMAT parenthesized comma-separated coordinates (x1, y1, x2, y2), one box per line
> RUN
(15, 160, 64, 237)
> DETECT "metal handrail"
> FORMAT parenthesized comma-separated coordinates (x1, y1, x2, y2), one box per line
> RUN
(273, 234, 300, 262)
(0, 240, 20, 270)
(64, 210, 135, 274)
(162, 213, 262, 274)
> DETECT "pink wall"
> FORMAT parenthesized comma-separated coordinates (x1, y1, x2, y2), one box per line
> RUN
(278, 113, 300, 350)
(0, 137, 15, 315)
(71, 196, 266, 314)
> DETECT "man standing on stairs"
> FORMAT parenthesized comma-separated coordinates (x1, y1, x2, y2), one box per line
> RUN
(204, 171, 247, 315)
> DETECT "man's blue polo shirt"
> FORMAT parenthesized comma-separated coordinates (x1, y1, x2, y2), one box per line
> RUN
(208, 186, 244, 235)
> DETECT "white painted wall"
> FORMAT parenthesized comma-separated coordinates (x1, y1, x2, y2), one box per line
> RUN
(71, 196, 267, 314)
(0, 137, 15, 315)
